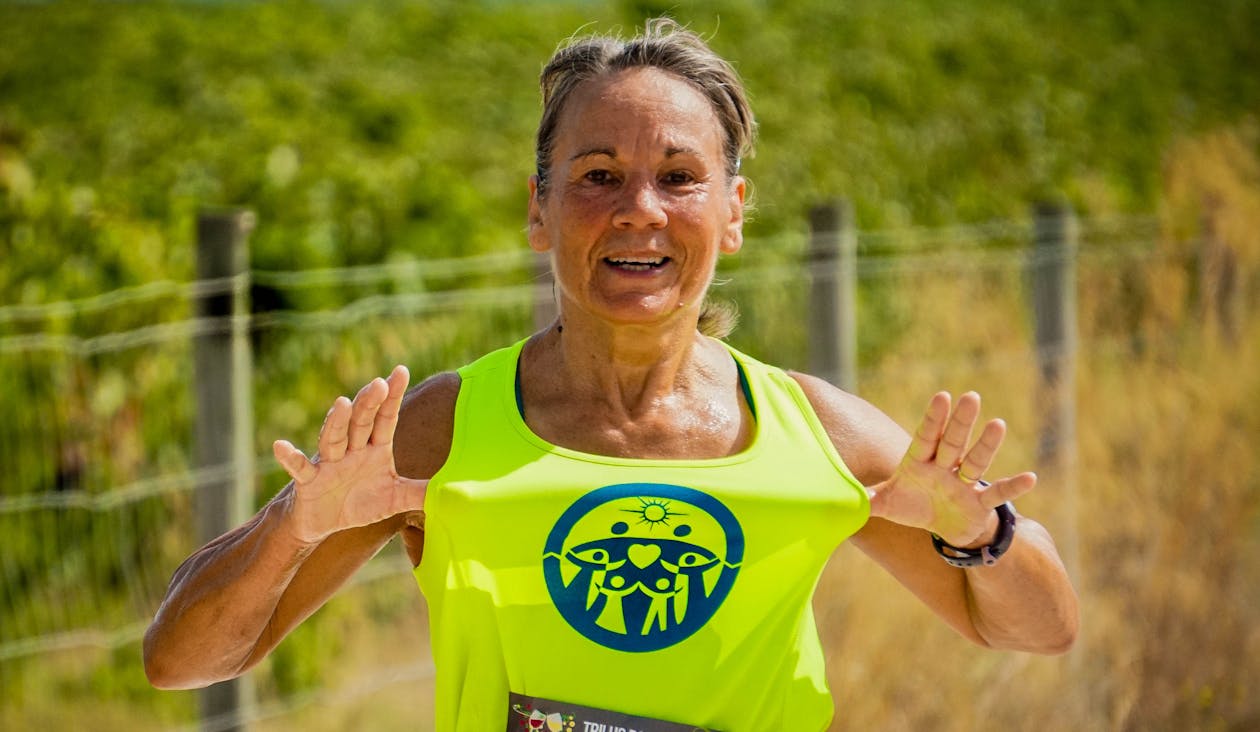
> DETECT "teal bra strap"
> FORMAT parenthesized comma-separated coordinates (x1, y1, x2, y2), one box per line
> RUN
(737, 358, 756, 420)
(514, 357, 525, 417)
(515, 355, 756, 420)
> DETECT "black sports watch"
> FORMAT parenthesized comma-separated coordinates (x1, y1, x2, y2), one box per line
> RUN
(930, 501, 1017, 568)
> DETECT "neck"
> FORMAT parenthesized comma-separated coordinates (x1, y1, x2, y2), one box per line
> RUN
(534, 309, 714, 419)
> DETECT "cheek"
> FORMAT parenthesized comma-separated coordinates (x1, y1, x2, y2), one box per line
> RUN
(673, 203, 734, 258)
(552, 195, 610, 235)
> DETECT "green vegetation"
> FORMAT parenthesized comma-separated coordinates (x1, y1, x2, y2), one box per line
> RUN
(2, 0, 1258, 729)
(2, 0, 1257, 300)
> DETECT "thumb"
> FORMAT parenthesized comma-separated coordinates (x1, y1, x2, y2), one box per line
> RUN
(274, 439, 319, 485)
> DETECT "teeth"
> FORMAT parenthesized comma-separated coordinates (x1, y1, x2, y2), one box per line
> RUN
(607, 257, 666, 267)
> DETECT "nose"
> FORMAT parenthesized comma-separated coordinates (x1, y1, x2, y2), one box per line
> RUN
(613, 175, 667, 230)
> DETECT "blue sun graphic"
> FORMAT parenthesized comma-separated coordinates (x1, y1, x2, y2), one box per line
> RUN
(622, 497, 687, 530)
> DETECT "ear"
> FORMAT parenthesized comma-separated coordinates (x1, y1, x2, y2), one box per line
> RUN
(720, 176, 746, 255)
(527, 175, 551, 253)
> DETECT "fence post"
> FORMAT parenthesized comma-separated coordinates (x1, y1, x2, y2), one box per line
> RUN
(1198, 199, 1240, 346)
(808, 199, 858, 392)
(193, 209, 256, 732)
(533, 252, 557, 331)
(1029, 202, 1079, 572)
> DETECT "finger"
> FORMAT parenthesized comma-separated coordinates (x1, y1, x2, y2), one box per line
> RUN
(978, 472, 1037, 509)
(370, 365, 410, 446)
(273, 439, 319, 485)
(317, 396, 353, 461)
(957, 418, 1007, 483)
(906, 392, 951, 463)
(935, 391, 980, 470)
(346, 377, 389, 451)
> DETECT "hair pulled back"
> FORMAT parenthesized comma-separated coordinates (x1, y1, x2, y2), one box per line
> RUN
(534, 18, 756, 194)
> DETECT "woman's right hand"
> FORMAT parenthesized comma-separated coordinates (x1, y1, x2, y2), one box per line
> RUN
(271, 365, 427, 544)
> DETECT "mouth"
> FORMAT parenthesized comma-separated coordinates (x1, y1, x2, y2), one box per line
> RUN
(604, 256, 671, 272)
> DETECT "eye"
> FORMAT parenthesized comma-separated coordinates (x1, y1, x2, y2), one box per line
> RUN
(583, 169, 617, 185)
(661, 170, 696, 186)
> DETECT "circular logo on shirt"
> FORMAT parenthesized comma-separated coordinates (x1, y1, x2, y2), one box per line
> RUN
(543, 482, 743, 653)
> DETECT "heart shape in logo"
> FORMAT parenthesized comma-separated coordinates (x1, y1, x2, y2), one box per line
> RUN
(628, 543, 661, 569)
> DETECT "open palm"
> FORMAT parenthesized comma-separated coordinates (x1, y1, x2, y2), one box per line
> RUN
(272, 365, 427, 544)
(868, 391, 1036, 547)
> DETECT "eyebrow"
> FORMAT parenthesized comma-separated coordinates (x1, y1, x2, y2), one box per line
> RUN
(569, 147, 616, 162)
(568, 146, 705, 162)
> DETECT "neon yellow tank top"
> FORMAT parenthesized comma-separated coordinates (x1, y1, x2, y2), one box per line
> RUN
(414, 338, 870, 731)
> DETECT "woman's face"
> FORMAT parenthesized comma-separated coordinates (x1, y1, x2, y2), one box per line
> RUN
(528, 67, 745, 331)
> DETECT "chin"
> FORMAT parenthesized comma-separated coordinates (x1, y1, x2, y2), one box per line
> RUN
(590, 302, 692, 330)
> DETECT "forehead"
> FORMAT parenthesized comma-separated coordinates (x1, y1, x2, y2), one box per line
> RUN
(552, 67, 724, 159)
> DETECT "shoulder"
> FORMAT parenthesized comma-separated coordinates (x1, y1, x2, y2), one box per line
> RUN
(394, 370, 461, 481)
(786, 370, 910, 486)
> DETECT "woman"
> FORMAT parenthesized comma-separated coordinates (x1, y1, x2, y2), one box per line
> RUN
(144, 19, 1078, 731)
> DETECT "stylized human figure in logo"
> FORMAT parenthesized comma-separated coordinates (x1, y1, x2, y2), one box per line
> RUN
(543, 483, 743, 652)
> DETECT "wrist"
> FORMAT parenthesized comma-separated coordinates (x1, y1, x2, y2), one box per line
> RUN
(957, 508, 1002, 550)
(276, 489, 325, 549)
(931, 502, 1017, 568)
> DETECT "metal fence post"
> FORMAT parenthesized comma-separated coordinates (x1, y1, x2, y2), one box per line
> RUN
(1029, 202, 1079, 573)
(193, 209, 256, 732)
(808, 199, 858, 392)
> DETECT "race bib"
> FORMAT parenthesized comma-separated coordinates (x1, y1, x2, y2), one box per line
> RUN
(506, 692, 718, 732)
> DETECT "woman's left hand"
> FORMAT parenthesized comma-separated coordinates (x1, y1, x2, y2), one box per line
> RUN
(867, 391, 1037, 547)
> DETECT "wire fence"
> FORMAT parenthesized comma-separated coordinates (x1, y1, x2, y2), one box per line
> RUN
(0, 210, 1233, 728)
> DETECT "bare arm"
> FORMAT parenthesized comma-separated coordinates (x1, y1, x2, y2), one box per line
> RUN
(792, 372, 1079, 654)
(143, 368, 458, 689)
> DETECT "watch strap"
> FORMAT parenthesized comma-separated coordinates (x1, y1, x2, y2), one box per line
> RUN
(931, 501, 1017, 568)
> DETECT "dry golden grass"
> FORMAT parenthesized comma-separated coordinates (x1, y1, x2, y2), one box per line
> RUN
(813, 125, 1260, 731)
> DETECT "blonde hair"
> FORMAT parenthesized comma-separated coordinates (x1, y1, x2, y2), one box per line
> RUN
(696, 297, 739, 339)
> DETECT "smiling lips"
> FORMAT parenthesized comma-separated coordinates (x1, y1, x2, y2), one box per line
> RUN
(605, 256, 670, 272)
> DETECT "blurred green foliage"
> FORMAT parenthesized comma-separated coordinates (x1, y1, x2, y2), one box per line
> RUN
(2, 0, 1257, 301)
